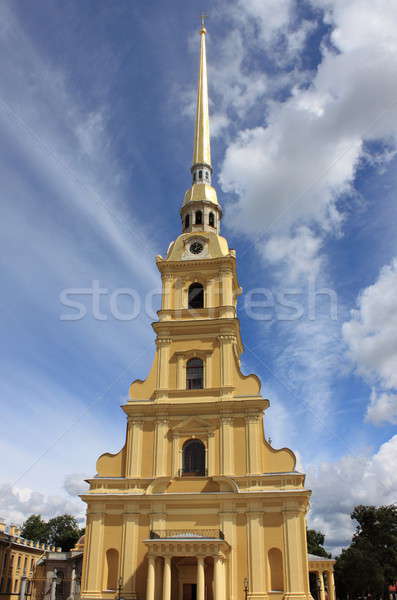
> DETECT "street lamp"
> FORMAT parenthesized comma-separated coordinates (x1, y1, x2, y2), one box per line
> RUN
(117, 577, 123, 600)
(243, 577, 249, 600)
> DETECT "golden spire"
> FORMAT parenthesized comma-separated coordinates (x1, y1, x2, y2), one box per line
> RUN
(192, 16, 211, 170)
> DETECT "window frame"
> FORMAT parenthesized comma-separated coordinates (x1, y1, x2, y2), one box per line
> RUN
(186, 357, 204, 390)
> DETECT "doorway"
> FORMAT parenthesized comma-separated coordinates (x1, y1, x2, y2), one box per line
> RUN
(183, 583, 197, 600)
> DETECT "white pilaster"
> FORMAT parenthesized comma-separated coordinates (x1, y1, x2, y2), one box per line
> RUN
(282, 504, 308, 600)
(154, 417, 169, 477)
(207, 432, 215, 476)
(120, 512, 140, 599)
(245, 414, 261, 474)
(220, 416, 234, 475)
(126, 419, 143, 478)
(246, 508, 267, 599)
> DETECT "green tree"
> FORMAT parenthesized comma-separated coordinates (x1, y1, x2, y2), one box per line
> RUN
(21, 515, 49, 543)
(307, 529, 331, 558)
(46, 514, 81, 551)
(335, 504, 397, 599)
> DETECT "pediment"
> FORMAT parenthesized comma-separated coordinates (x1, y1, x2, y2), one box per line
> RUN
(171, 416, 215, 435)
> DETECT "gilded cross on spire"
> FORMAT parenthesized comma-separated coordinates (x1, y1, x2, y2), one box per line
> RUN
(200, 13, 208, 29)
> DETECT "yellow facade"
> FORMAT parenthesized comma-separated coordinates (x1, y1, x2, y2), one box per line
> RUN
(80, 24, 331, 600)
(0, 521, 61, 600)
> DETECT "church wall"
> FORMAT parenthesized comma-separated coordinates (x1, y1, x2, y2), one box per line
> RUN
(236, 511, 248, 600)
(263, 511, 284, 592)
(141, 423, 155, 477)
(135, 513, 150, 600)
(233, 418, 247, 474)
(211, 345, 221, 388)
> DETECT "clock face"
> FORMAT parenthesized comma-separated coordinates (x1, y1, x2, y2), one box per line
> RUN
(189, 241, 204, 255)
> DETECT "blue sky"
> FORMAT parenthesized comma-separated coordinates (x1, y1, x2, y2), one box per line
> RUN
(1, 0, 397, 554)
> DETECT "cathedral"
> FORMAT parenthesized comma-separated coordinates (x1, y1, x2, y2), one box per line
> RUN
(79, 23, 335, 600)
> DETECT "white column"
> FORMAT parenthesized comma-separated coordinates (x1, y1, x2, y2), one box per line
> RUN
(317, 572, 325, 600)
(50, 571, 57, 600)
(68, 567, 76, 600)
(162, 557, 171, 600)
(197, 557, 205, 600)
(327, 570, 335, 600)
(146, 556, 156, 600)
(214, 556, 225, 600)
(19, 573, 27, 600)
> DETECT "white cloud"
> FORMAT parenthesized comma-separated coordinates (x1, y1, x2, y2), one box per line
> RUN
(218, 0, 397, 239)
(307, 434, 397, 553)
(343, 259, 397, 391)
(0, 482, 85, 526)
(343, 258, 397, 424)
(64, 474, 90, 497)
(262, 226, 323, 281)
(366, 390, 397, 425)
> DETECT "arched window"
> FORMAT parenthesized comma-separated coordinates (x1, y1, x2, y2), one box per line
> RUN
(268, 548, 284, 591)
(185, 214, 190, 229)
(209, 212, 215, 227)
(205, 171, 209, 180)
(186, 357, 203, 389)
(188, 283, 204, 309)
(105, 549, 119, 590)
(182, 439, 206, 476)
(195, 210, 202, 225)
(199, 170, 202, 179)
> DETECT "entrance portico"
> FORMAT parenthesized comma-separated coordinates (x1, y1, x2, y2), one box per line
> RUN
(144, 534, 229, 600)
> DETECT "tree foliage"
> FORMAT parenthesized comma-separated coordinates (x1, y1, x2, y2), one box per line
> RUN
(46, 515, 82, 551)
(335, 504, 397, 599)
(21, 514, 83, 551)
(307, 529, 331, 558)
(21, 514, 48, 543)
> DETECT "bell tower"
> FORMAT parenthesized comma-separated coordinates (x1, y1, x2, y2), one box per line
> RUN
(80, 21, 314, 600)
